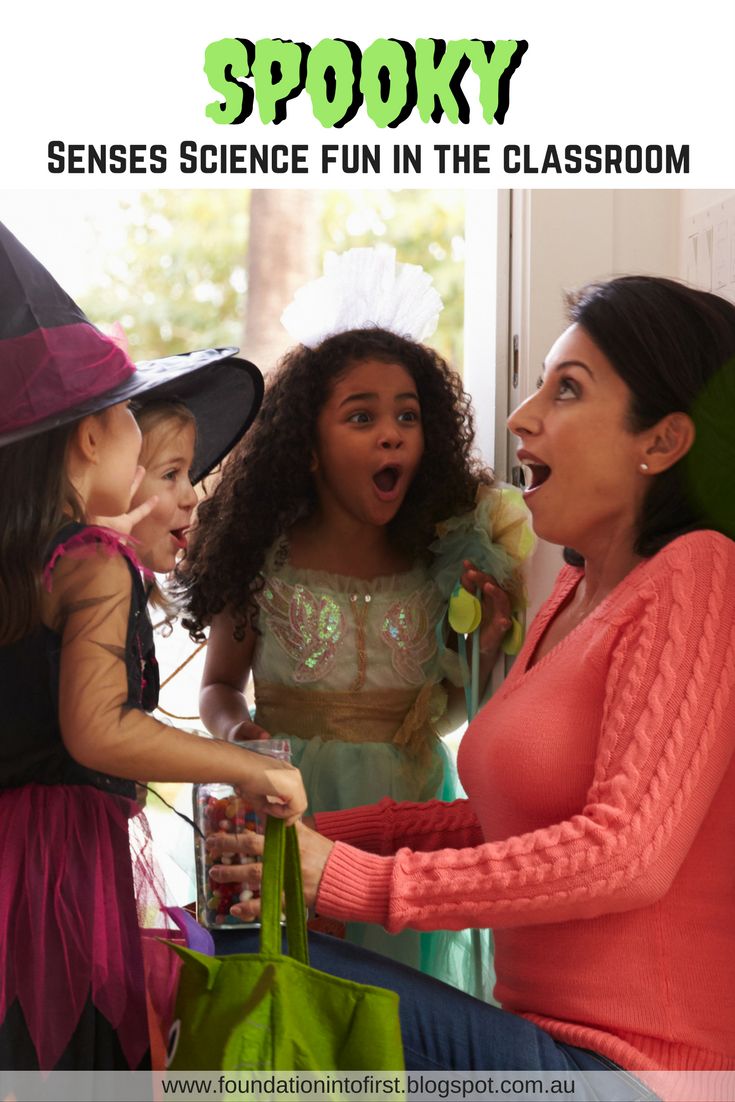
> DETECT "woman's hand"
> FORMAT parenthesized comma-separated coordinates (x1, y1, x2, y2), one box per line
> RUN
(295, 820, 335, 905)
(460, 559, 513, 657)
(208, 820, 334, 920)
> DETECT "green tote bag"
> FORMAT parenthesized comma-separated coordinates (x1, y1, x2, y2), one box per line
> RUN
(167, 817, 405, 1071)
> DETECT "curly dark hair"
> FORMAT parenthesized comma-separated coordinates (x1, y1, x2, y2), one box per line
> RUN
(178, 328, 492, 641)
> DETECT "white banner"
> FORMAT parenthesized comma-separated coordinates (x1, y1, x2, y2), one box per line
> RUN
(1, 0, 732, 188)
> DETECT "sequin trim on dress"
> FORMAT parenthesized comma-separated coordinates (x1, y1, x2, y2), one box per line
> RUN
(256, 577, 344, 683)
(381, 581, 442, 685)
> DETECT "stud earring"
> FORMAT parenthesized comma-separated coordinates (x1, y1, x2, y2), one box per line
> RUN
(639, 462, 649, 472)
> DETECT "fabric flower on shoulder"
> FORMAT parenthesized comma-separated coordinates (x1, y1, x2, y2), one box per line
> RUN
(430, 484, 534, 601)
(429, 484, 535, 657)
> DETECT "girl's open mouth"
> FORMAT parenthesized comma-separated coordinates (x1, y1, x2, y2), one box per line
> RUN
(170, 527, 189, 551)
(372, 466, 402, 499)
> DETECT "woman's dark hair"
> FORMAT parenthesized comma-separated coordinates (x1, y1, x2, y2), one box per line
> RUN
(564, 275, 735, 563)
(0, 423, 83, 645)
(179, 327, 492, 641)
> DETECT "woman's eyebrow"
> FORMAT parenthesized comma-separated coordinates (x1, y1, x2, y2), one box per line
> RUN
(541, 359, 595, 380)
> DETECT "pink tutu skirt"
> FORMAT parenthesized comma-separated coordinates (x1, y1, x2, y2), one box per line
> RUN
(0, 783, 165, 1070)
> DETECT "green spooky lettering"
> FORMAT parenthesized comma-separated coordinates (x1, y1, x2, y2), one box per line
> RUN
(203, 36, 527, 127)
(204, 38, 254, 125)
(415, 39, 472, 123)
(360, 39, 415, 129)
(251, 38, 307, 125)
(466, 39, 528, 124)
(306, 39, 361, 128)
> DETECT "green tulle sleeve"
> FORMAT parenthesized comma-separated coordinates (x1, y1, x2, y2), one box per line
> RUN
(429, 484, 536, 657)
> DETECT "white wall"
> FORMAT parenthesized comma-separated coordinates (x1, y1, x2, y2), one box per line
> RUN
(463, 190, 508, 466)
(680, 190, 735, 302)
(680, 191, 735, 220)
(508, 190, 682, 621)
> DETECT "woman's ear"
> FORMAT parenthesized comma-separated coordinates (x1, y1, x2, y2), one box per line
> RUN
(642, 412, 696, 474)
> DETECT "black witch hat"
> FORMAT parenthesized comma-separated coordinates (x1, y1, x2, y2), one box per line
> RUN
(0, 221, 263, 482)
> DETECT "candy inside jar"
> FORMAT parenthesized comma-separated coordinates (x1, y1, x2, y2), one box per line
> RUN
(193, 784, 262, 928)
(192, 737, 291, 930)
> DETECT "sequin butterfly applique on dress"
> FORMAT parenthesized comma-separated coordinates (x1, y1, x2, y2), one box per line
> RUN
(256, 577, 344, 683)
(381, 581, 443, 686)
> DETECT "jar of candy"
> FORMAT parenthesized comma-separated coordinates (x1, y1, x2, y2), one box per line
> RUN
(192, 738, 290, 929)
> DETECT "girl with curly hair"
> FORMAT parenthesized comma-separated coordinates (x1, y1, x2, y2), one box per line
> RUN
(179, 249, 532, 994)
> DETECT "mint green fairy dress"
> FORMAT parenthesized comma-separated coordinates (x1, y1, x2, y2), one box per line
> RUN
(251, 486, 534, 1001)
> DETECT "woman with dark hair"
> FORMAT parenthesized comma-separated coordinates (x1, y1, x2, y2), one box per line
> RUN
(215, 276, 735, 1088)
(562, 276, 735, 565)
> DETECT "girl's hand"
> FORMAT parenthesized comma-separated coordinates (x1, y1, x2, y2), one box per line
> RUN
(460, 559, 513, 656)
(208, 820, 335, 920)
(235, 753, 307, 826)
(92, 466, 159, 539)
(227, 718, 271, 743)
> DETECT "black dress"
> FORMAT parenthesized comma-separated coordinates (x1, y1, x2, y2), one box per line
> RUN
(0, 523, 160, 1070)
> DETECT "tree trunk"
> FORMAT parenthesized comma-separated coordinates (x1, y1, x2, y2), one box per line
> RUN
(243, 191, 319, 374)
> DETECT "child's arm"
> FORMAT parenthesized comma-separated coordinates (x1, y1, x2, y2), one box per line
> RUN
(49, 549, 304, 819)
(199, 610, 269, 742)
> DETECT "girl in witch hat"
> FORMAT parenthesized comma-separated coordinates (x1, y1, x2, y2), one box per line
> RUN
(0, 223, 306, 1071)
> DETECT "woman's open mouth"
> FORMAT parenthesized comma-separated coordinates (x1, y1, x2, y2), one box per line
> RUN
(521, 461, 552, 495)
(372, 465, 402, 500)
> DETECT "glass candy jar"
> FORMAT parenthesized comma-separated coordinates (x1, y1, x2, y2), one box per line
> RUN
(193, 738, 290, 929)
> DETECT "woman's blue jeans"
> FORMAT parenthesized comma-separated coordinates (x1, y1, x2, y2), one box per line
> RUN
(212, 927, 657, 1100)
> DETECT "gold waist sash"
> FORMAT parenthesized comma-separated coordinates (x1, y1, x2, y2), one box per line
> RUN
(254, 680, 447, 761)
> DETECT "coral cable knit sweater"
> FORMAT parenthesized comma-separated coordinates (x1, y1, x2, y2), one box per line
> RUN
(315, 530, 735, 1072)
